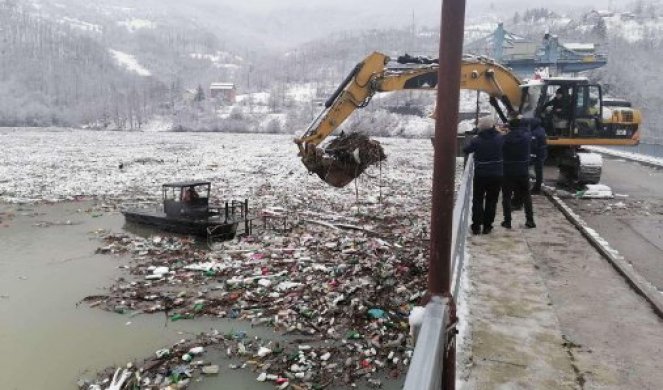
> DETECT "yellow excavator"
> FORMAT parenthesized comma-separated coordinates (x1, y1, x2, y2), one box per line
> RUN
(295, 51, 641, 186)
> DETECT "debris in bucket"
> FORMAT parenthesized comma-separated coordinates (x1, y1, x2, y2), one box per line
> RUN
(302, 133, 386, 188)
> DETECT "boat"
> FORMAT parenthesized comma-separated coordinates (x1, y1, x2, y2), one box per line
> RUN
(122, 181, 251, 239)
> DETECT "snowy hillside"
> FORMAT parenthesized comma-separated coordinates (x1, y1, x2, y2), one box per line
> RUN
(2, 0, 662, 142)
(109, 49, 152, 77)
(0, 0, 246, 128)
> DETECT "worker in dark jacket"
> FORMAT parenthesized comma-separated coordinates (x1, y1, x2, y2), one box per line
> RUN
(543, 88, 571, 136)
(502, 116, 536, 229)
(463, 116, 504, 235)
(543, 88, 570, 118)
(530, 117, 548, 193)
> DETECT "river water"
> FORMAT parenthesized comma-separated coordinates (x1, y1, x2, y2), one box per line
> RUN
(0, 198, 405, 390)
(0, 129, 426, 389)
(0, 201, 285, 389)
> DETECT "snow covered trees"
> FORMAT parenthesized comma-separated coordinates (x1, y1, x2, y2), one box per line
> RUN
(0, 3, 164, 128)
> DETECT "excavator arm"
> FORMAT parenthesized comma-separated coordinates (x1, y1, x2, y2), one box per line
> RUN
(295, 51, 524, 154)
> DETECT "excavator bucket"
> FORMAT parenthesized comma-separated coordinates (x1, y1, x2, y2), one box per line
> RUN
(301, 133, 386, 188)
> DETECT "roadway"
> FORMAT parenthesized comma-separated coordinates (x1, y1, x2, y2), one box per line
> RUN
(561, 156, 663, 291)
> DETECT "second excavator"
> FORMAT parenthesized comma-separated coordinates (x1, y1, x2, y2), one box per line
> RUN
(295, 51, 641, 187)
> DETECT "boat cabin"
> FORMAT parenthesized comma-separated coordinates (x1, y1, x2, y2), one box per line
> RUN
(123, 181, 252, 238)
(163, 181, 211, 219)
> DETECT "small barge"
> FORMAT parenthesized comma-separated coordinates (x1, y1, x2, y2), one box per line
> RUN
(122, 181, 251, 239)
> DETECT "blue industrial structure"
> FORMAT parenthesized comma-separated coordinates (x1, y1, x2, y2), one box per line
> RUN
(465, 23, 607, 77)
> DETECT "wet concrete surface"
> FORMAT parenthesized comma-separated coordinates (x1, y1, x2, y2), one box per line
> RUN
(562, 157, 663, 290)
(458, 161, 663, 389)
(524, 197, 663, 389)
(462, 227, 577, 389)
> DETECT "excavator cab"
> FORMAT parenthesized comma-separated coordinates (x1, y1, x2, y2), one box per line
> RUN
(572, 84, 603, 137)
(531, 79, 603, 140)
(526, 77, 640, 146)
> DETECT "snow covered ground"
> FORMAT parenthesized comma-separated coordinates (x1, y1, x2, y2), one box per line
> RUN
(0, 129, 446, 211)
(587, 146, 663, 168)
(109, 49, 152, 77)
(141, 116, 173, 132)
(189, 51, 242, 69)
(61, 16, 102, 33)
(603, 13, 663, 42)
(118, 18, 156, 32)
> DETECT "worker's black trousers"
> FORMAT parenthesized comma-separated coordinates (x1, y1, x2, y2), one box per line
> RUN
(502, 176, 534, 224)
(471, 176, 502, 230)
(533, 152, 547, 191)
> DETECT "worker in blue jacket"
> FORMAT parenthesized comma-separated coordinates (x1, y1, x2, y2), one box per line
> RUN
(502, 116, 536, 229)
(463, 116, 504, 235)
(529, 117, 548, 194)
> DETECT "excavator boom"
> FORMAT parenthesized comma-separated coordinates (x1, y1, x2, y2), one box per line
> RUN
(296, 52, 524, 153)
(296, 51, 642, 187)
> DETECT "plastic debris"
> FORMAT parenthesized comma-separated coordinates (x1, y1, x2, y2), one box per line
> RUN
(202, 365, 219, 375)
(408, 306, 425, 340)
(367, 308, 386, 319)
(76, 137, 465, 389)
(155, 349, 170, 359)
(578, 184, 614, 199)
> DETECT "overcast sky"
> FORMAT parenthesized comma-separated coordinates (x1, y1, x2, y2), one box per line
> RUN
(47, 0, 623, 48)
(225, 0, 615, 16)
(205, 0, 617, 45)
(221, 0, 614, 11)
(181, 0, 617, 31)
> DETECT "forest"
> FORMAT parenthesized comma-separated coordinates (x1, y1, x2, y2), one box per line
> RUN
(0, 0, 661, 143)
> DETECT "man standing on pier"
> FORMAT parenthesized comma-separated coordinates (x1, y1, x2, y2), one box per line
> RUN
(463, 116, 504, 235)
(502, 116, 536, 229)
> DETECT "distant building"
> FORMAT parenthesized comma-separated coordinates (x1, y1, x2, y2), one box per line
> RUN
(586, 10, 615, 20)
(621, 12, 636, 20)
(596, 10, 615, 18)
(210, 82, 236, 104)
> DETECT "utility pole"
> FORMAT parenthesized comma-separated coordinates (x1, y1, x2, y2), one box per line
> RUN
(428, 0, 467, 388)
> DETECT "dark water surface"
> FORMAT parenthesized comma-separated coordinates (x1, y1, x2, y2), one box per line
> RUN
(0, 201, 266, 389)
(0, 201, 403, 389)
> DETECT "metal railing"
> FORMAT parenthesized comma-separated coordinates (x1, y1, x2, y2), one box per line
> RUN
(402, 296, 451, 390)
(404, 154, 474, 389)
(451, 154, 474, 298)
